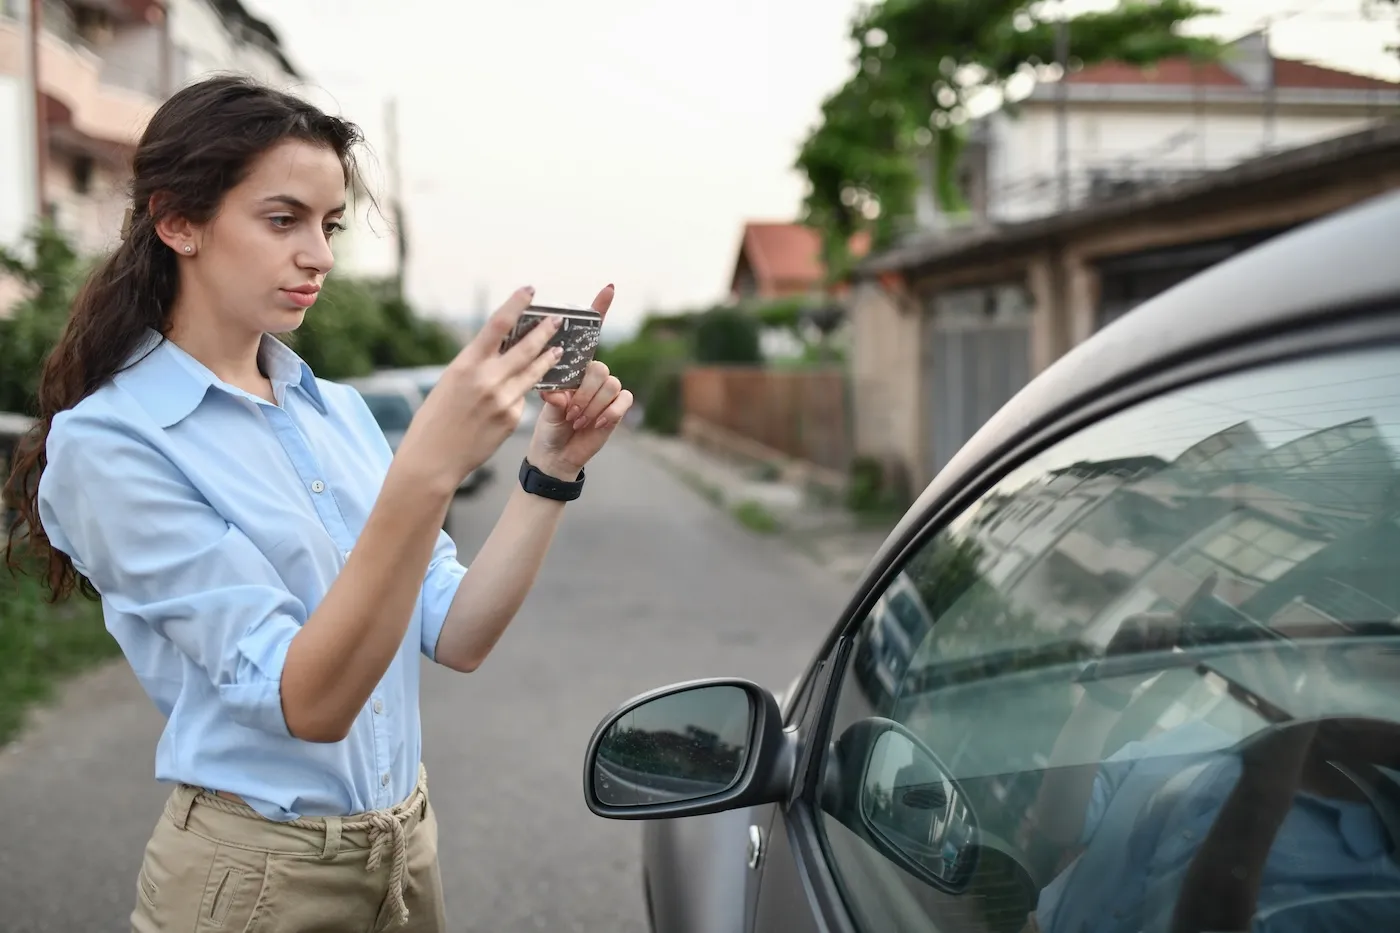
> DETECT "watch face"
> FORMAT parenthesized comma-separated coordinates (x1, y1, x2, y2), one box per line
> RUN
(500, 307, 603, 390)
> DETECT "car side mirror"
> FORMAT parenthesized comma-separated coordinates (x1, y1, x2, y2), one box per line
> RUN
(583, 678, 794, 820)
(823, 717, 979, 893)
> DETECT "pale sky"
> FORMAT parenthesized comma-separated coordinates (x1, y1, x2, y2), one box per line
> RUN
(241, 0, 1398, 337)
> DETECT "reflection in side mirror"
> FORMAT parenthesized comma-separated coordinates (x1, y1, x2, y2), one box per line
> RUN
(593, 684, 753, 808)
(827, 718, 979, 893)
(584, 678, 795, 821)
(860, 730, 977, 890)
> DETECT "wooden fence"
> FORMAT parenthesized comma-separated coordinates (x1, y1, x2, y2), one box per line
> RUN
(681, 367, 851, 479)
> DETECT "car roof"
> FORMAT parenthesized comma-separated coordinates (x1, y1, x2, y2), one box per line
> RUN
(344, 374, 424, 398)
(898, 188, 1400, 541)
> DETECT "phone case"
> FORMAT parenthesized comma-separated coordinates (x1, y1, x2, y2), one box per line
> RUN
(500, 304, 604, 390)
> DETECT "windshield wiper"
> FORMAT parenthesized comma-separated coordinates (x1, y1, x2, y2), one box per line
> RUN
(1075, 651, 1295, 723)
(1192, 662, 1293, 724)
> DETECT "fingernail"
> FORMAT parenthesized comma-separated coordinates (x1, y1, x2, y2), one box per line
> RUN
(552, 316, 564, 329)
(605, 283, 615, 290)
(523, 285, 535, 294)
(566, 406, 580, 421)
(574, 417, 588, 430)
(594, 416, 608, 429)
(552, 346, 564, 359)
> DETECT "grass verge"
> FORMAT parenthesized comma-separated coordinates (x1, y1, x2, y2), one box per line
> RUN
(731, 500, 781, 534)
(0, 565, 119, 745)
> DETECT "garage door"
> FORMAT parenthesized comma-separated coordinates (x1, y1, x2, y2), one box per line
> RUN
(926, 284, 1032, 478)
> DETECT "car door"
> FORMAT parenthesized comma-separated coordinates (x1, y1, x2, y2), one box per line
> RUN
(750, 331, 1400, 933)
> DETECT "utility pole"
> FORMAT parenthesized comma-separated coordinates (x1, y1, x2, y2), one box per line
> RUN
(1055, 14, 1070, 211)
(1262, 21, 1277, 153)
(29, 0, 48, 221)
(385, 97, 406, 302)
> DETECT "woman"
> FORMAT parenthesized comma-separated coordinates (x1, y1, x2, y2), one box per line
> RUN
(3, 75, 632, 932)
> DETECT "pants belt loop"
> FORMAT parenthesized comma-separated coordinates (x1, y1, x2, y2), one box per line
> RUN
(321, 816, 343, 860)
(170, 785, 200, 831)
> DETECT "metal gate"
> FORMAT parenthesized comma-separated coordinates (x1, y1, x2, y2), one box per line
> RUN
(926, 284, 1032, 478)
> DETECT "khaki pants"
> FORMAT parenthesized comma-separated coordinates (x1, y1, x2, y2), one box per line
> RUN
(130, 767, 445, 933)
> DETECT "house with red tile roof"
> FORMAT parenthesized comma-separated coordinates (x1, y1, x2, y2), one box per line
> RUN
(960, 31, 1400, 225)
(728, 222, 871, 303)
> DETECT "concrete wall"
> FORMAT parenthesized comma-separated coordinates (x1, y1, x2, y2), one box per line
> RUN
(44, 149, 128, 256)
(849, 280, 924, 497)
(97, 17, 167, 98)
(0, 72, 36, 253)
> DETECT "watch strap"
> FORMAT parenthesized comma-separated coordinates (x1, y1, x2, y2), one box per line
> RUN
(519, 457, 584, 501)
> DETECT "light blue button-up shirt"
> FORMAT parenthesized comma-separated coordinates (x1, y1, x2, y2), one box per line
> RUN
(36, 330, 467, 822)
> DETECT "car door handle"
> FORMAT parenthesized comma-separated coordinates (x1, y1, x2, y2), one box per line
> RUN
(747, 824, 763, 870)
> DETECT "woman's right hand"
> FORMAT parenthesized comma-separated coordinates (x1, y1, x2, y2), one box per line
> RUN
(395, 286, 563, 492)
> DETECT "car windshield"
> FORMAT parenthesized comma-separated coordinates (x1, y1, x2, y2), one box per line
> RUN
(864, 343, 1400, 801)
(361, 392, 415, 433)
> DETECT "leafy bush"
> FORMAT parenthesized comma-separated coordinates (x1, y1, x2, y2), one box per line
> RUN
(846, 455, 912, 515)
(596, 331, 691, 435)
(693, 306, 762, 365)
(0, 223, 87, 415)
(642, 369, 684, 435)
(0, 564, 118, 745)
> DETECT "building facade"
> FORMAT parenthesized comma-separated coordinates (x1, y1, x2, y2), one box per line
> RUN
(957, 32, 1400, 227)
(0, 0, 330, 313)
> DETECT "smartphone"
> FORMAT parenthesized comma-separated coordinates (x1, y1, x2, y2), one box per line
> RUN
(499, 302, 603, 391)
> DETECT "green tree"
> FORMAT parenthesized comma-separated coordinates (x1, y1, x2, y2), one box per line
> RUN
(0, 223, 461, 412)
(0, 223, 86, 415)
(370, 291, 460, 370)
(287, 276, 460, 379)
(796, 0, 1223, 278)
(282, 274, 383, 379)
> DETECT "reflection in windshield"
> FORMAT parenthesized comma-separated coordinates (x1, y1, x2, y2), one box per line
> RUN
(829, 346, 1400, 933)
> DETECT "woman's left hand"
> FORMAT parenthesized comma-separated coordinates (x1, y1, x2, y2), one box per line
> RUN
(528, 284, 634, 479)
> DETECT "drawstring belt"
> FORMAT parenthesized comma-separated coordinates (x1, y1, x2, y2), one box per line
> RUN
(175, 764, 429, 930)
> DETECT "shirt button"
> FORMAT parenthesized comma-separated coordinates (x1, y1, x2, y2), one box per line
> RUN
(373, 699, 384, 714)
(310, 480, 326, 494)
(381, 772, 391, 787)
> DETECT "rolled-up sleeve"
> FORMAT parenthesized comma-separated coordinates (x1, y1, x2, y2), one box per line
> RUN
(37, 410, 306, 737)
(420, 531, 467, 663)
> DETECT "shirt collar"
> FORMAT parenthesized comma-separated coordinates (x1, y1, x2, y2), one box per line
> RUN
(115, 329, 327, 428)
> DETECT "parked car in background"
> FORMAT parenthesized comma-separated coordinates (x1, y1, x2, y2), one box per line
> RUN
(380, 365, 448, 401)
(379, 364, 541, 434)
(581, 191, 1400, 933)
(345, 374, 490, 500)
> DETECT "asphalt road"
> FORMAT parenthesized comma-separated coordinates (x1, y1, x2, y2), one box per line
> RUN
(0, 431, 853, 932)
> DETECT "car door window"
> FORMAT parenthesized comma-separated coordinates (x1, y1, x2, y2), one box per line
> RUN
(815, 344, 1400, 933)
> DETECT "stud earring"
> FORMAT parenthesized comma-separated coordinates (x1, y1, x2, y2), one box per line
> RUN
(183, 245, 193, 254)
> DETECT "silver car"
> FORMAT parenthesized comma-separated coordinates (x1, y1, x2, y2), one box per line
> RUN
(582, 190, 1400, 933)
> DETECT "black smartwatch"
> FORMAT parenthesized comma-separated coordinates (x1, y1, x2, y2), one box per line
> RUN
(518, 457, 585, 502)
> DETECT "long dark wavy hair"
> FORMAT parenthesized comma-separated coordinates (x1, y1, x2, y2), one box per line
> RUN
(3, 74, 366, 601)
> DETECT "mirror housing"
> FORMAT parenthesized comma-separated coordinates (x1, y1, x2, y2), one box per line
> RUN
(583, 677, 794, 820)
(823, 717, 980, 893)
